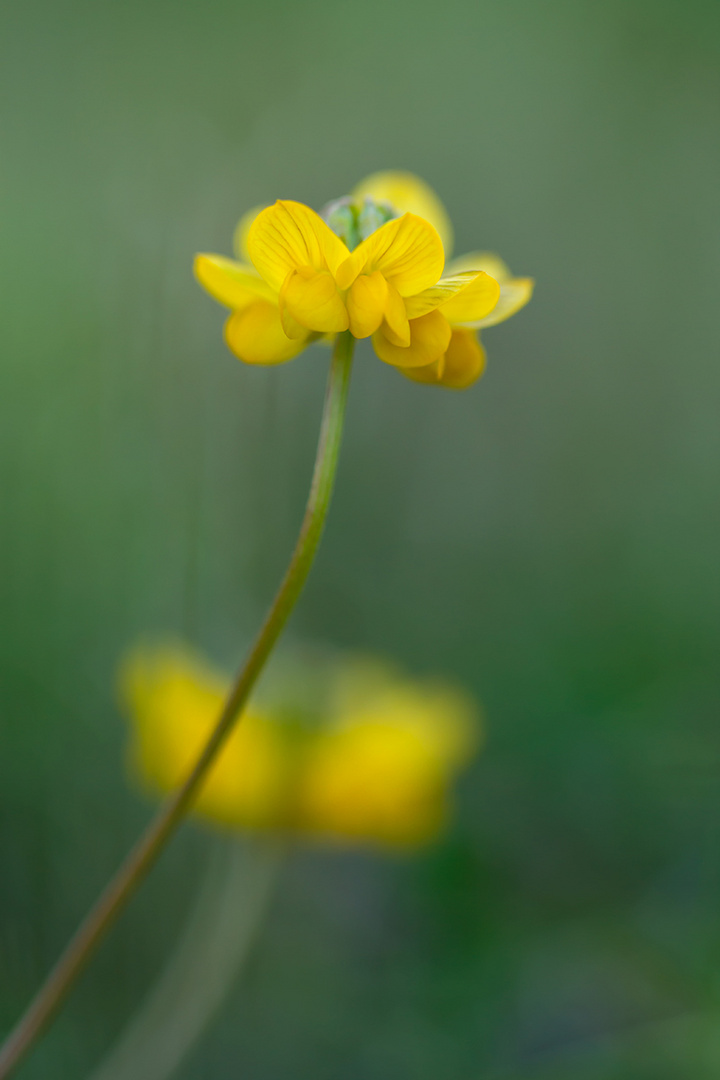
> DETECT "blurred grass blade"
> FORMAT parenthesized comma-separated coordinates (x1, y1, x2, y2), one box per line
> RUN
(90, 839, 282, 1080)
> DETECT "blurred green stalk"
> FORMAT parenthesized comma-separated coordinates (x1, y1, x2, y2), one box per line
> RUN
(91, 839, 282, 1080)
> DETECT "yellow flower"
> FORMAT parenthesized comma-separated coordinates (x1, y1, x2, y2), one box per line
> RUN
(194, 172, 531, 388)
(120, 644, 481, 849)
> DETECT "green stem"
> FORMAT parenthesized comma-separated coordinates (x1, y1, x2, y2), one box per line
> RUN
(0, 331, 355, 1079)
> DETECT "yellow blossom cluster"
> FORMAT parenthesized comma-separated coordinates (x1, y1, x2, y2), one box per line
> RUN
(195, 172, 532, 390)
(120, 645, 481, 848)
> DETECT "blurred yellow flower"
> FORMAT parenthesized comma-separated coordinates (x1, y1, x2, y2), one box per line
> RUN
(120, 645, 481, 848)
(195, 171, 531, 389)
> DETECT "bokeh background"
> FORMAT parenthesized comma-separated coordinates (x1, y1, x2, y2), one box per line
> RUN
(2, 0, 720, 1076)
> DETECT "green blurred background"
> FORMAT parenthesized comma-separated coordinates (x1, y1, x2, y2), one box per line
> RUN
(2, 0, 720, 1076)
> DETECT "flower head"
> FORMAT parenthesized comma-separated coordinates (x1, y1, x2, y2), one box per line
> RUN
(195, 171, 532, 389)
(120, 644, 481, 848)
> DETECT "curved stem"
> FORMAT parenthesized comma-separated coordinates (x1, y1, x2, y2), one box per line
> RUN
(0, 331, 355, 1078)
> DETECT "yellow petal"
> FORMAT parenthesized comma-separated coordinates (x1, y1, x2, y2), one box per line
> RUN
(248, 200, 349, 292)
(400, 354, 445, 387)
(278, 297, 308, 341)
(444, 252, 534, 327)
(232, 205, 266, 262)
(296, 721, 449, 847)
(440, 272, 500, 324)
(121, 644, 288, 829)
(401, 329, 486, 390)
(280, 267, 349, 334)
(382, 281, 410, 347)
(404, 270, 500, 323)
(352, 171, 454, 257)
(336, 213, 444, 297)
(194, 254, 276, 310)
(347, 270, 388, 339)
(224, 300, 308, 365)
(295, 674, 479, 847)
(473, 278, 534, 328)
(441, 329, 487, 388)
(373, 309, 451, 369)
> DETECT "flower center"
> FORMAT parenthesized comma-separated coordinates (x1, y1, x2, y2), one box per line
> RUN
(322, 195, 396, 251)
